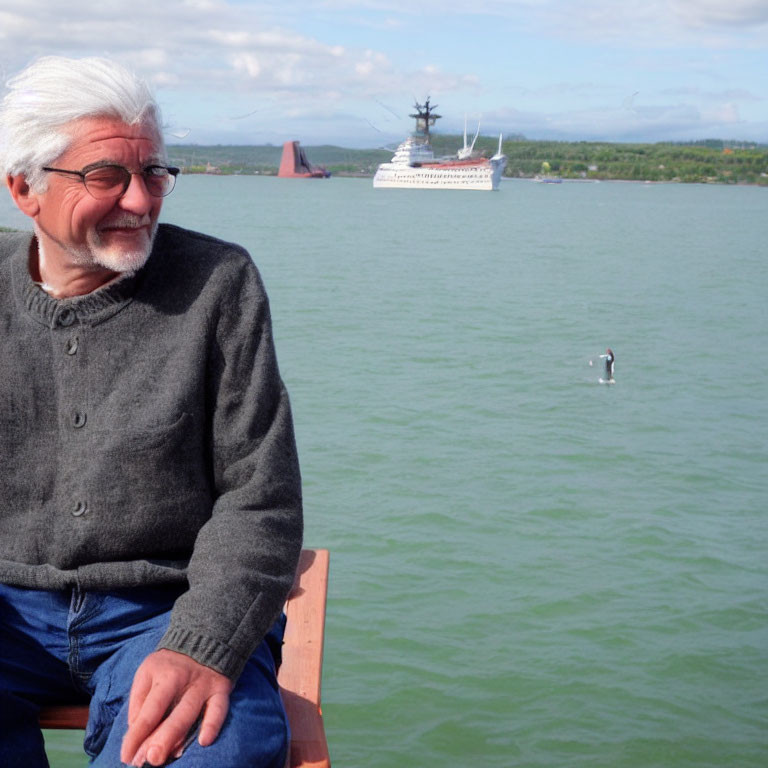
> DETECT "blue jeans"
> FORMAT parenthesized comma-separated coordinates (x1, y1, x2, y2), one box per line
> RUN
(0, 583, 288, 767)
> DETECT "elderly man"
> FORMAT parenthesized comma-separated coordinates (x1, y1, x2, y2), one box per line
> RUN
(0, 57, 302, 767)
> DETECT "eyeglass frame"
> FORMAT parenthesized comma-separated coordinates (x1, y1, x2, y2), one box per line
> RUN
(40, 161, 180, 199)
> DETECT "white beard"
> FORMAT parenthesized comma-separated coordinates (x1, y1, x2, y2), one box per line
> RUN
(86, 221, 158, 273)
(38, 216, 158, 275)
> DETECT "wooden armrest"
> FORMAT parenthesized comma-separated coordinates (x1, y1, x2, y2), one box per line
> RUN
(39, 548, 331, 768)
(279, 548, 331, 768)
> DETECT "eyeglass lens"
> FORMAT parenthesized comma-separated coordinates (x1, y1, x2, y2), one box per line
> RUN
(84, 166, 176, 198)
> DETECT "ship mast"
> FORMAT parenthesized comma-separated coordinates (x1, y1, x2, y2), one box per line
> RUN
(409, 98, 442, 142)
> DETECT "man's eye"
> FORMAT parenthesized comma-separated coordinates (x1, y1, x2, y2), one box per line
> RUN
(85, 168, 125, 187)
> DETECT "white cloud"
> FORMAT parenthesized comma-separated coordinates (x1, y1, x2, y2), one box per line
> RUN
(151, 71, 182, 88)
(232, 52, 262, 78)
(209, 30, 254, 47)
(0, 11, 29, 38)
(483, 93, 763, 142)
(280, 0, 768, 45)
(672, 0, 768, 27)
(661, 86, 762, 102)
(0, 0, 765, 145)
(491, 0, 768, 46)
(0, 1, 434, 104)
(129, 49, 172, 69)
(182, 0, 221, 9)
(700, 101, 742, 124)
(355, 60, 375, 77)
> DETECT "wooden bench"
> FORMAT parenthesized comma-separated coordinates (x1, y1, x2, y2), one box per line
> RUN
(39, 548, 331, 768)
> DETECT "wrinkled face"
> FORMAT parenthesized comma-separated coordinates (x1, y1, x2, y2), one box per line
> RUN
(32, 116, 165, 274)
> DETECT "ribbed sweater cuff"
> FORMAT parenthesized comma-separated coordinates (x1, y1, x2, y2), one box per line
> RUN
(157, 627, 250, 681)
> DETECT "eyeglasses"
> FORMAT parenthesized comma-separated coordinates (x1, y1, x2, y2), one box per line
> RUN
(41, 163, 180, 199)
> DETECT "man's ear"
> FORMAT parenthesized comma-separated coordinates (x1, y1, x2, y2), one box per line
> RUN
(6, 174, 41, 218)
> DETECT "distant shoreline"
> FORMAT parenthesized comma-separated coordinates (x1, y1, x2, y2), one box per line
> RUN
(167, 138, 768, 186)
(172, 170, 768, 187)
(173, 168, 768, 187)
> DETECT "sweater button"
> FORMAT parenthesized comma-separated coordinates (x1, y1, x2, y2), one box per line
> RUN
(72, 411, 87, 428)
(58, 308, 76, 327)
(72, 501, 87, 517)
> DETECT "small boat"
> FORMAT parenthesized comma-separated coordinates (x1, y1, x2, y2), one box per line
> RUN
(373, 99, 507, 191)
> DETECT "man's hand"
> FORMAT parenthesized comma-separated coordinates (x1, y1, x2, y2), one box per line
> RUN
(120, 649, 233, 767)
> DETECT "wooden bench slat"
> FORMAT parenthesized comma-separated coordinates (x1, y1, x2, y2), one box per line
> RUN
(37, 704, 88, 730)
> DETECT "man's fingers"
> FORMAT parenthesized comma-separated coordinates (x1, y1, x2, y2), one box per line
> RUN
(198, 691, 231, 747)
(126, 667, 152, 726)
(120, 683, 177, 764)
(132, 689, 229, 766)
(119, 650, 234, 764)
(129, 692, 207, 766)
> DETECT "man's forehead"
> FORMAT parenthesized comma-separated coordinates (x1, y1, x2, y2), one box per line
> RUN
(59, 115, 164, 160)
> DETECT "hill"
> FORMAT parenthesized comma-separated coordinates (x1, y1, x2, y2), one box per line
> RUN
(166, 144, 391, 177)
(170, 138, 768, 185)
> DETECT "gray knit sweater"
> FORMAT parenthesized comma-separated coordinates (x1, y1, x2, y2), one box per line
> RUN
(0, 223, 303, 680)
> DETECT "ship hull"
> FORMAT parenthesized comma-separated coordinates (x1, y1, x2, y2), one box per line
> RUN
(373, 157, 507, 191)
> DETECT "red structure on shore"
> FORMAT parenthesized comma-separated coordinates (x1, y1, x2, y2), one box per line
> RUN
(278, 141, 330, 178)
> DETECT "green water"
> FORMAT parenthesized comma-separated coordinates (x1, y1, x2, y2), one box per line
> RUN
(3, 177, 766, 766)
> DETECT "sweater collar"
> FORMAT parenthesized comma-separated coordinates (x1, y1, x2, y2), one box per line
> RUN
(12, 231, 147, 328)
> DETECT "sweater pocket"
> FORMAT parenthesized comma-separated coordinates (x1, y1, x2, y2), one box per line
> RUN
(108, 410, 193, 452)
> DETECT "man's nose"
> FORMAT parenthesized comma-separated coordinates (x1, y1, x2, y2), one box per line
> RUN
(118, 173, 154, 214)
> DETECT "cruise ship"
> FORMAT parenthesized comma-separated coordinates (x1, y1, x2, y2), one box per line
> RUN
(373, 100, 507, 191)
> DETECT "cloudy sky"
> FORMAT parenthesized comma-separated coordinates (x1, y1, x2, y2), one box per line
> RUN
(1, 0, 767, 147)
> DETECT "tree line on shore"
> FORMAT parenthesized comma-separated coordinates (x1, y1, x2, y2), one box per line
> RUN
(168, 137, 768, 185)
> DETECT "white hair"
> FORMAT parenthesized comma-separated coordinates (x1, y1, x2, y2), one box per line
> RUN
(0, 56, 164, 191)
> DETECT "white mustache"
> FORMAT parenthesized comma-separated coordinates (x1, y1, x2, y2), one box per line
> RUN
(99, 215, 150, 230)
